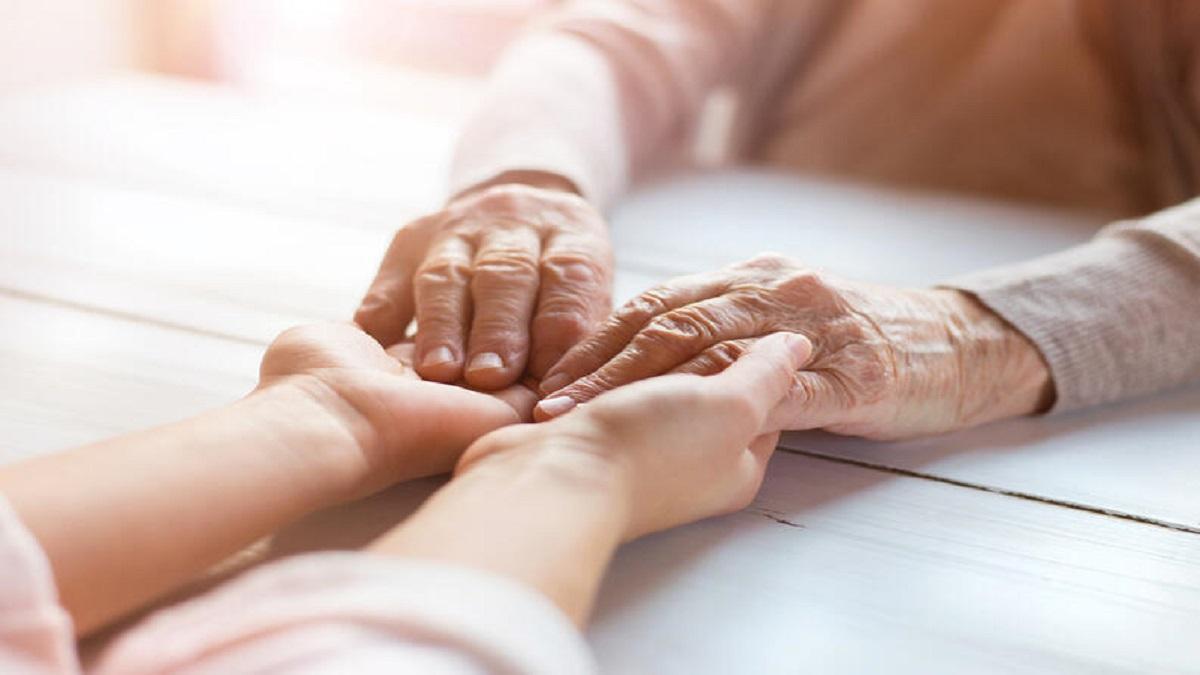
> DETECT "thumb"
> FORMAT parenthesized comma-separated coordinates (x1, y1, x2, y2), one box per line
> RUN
(706, 332, 813, 422)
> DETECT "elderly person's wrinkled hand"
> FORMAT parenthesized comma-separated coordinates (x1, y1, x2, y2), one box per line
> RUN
(535, 255, 1053, 440)
(355, 178, 614, 390)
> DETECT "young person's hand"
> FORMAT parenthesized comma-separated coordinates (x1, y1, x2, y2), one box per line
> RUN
(458, 332, 813, 540)
(0, 322, 536, 634)
(258, 322, 537, 499)
(370, 333, 811, 625)
(354, 176, 614, 390)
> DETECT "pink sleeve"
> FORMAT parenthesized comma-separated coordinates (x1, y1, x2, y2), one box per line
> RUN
(449, 0, 791, 207)
(0, 495, 79, 675)
(93, 553, 596, 675)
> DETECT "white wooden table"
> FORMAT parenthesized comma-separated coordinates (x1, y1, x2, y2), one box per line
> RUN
(1, 75, 1198, 674)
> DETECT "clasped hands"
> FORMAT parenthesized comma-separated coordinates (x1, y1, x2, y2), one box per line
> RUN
(316, 180, 1053, 538)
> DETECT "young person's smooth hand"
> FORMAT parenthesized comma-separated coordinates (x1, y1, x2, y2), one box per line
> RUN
(458, 332, 813, 540)
(354, 174, 614, 391)
(258, 322, 537, 500)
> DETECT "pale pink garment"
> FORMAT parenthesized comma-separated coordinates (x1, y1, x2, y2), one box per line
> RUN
(450, 0, 1200, 412)
(0, 496, 595, 674)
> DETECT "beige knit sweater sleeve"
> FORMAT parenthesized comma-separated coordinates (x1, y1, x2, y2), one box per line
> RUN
(948, 199, 1200, 412)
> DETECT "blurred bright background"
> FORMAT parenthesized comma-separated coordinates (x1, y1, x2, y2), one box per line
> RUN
(1, 1, 557, 105)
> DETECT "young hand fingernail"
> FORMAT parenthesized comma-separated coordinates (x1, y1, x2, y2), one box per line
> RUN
(536, 395, 577, 418)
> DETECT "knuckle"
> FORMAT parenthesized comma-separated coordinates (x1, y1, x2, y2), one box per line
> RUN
(656, 307, 723, 340)
(473, 251, 540, 283)
(780, 269, 826, 291)
(638, 313, 713, 353)
(532, 311, 594, 344)
(708, 340, 747, 367)
(608, 290, 671, 330)
(775, 270, 835, 304)
(741, 252, 796, 271)
(415, 259, 471, 290)
(541, 251, 608, 285)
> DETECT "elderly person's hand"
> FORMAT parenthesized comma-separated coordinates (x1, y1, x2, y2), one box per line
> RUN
(535, 255, 1054, 440)
(355, 175, 614, 390)
(458, 332, 812, 540)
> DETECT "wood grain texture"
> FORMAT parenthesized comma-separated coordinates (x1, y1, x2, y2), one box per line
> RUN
(0, 75, 456, 228)
(593, 449, 1200, 674)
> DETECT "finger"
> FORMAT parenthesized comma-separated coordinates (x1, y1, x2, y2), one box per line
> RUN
(668, 338, 758, 376)
(464, 227, 542, 389)
(706, 332, 814, 426)
(413, 235, 475, 382)
(763, 369, 850, 432)
(544, 294, 762, 410)
(355, 219, 436, 347)
(487, 383, 539, 422)
(527, 230, 613, 379)
(537, 271, 727, 395)
(384, 342, 421, 381)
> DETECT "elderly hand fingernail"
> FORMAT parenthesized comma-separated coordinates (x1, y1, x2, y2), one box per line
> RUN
(468, 352, 505, 373)
(422, 346, 455, 369)
(539, 373, 571, 394)
(536, 395, 577, 418)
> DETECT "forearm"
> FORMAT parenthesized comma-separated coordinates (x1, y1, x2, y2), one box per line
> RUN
(451, 2, 779, 208)
(450, 32, 631, 208)
(935, 289, 1054, 426)
(369, 434, 628, 626)
(0, 380, 363, 634)
(947, 199, 1200, 411)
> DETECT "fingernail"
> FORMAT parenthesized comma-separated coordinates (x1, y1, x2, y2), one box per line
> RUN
(467, 352, 504, 373)
(536, 396, 577, 418)
(785, 334, 812, 361)
(539, 373, 571, 395)
(421, 346, 455, 369)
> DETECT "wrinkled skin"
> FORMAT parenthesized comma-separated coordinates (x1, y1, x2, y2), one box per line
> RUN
(461, 333, 813, 540)
(537, 255, 1053, 440)
(259, 323, 537, 499)
(355, 180, 614, 391)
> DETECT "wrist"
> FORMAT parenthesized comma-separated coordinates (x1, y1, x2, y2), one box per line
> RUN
(372, 422, 628, 623)
(939, 290, 1055, 425)
(451, 170, 583, 203)
(459, 423, 634, 529)
(243, 377, 379, 506)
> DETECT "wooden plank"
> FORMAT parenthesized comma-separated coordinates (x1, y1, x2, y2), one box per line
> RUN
(0, 168, 664, 345)
(3, 295, 1195, 674)
(0, 167, 385, 344)
(608, 170, 1105, 285)
(0, 75, 460, 228)
(0, 294, 260, 462)
(590, 450, 1200, 674)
